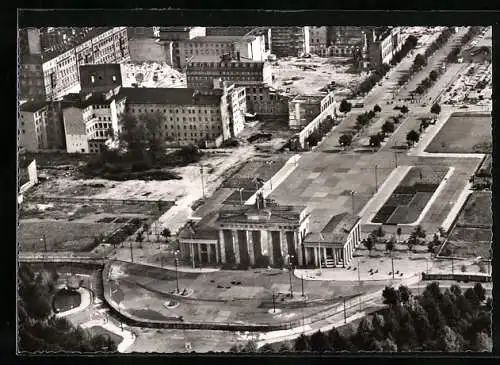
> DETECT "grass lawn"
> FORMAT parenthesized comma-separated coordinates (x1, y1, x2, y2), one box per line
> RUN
(53, 288, 81, 312)
(18, 220, 120, 252)
(425, 114, 492, 153)
(88, 326, 123, 346)
(440, 238, 491, 259)
(456, 192, 492, 227)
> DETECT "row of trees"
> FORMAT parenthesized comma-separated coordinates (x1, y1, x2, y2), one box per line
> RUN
(235, 282, 491, 353)
(413, 69, 444, 95)
(411, 27, 455, 73)
(19, 264, 117, 352)
(446, 27, 483, 63)
(305, 116, 338, 147)
(362, 225, 430, 255)
(390, 35, 419, 66)
(355, 63, 391, 96)
(337, 105, 383, 149)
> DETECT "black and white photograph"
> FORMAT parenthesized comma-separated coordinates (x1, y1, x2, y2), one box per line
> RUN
(17, 11, 493, 354)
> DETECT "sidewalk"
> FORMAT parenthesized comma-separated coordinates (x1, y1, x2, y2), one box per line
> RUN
(55, 287, 92, 318)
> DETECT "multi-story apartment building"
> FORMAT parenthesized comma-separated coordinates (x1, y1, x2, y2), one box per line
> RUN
(308, 26, 329, 55)
(19, 27, 130, 101)
(61, 89, 126, 153)
(270, 27, 310, 58)
(367, 27, 404, 67)
(206, 27, 272, 56)
(186, 54, 272, 90)
(122, 85, 246, 147)
(288, 91, 336, 129)
(18, 101, 66, 152)
(186, 54, 288, 119)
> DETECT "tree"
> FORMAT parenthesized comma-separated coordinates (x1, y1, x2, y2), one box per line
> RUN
(430, 103, 441, 116)
(160, 228, 171, 241)
(310, 330, 331, 352)
(399, 285, 412, 304)
(429, 70, 438, 82)
(386, 236, 395, 253)
(338, 134, 353, 148)
(143, 223, 150, 241)
(373, 104, 382, 113)
(406, 129, 420, 146)
(372, 313, 385, 340)
(474, 332, 493, 352)
(294, 333, 311, 351)
(373, 226, 385, 238)
(356, 113, 370, 128)
(436, 326, 463, 352)
(407, 232, 418, 252)
(381, 337, 398, 352)
(369, 134, 382, 148)
(135, 231, 144, 248)
(139, 111, 166, 165)
(400, 105, 409, 115)
(363, 236, 374, 255)
(242, 340, 258, 353)
(396, 227, 402, 243)
(382, 286, 400, 306)
(473, 283, 486, 303)
(355, 317, 374, 348)
(339, 99, 352, 116)
(381, 121, 395, 134)
(413, 54, 427, 70)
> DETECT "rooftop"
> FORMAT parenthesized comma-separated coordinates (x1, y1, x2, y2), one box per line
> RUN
(304, 212, 360, 245)
(120, 87, 222, 105)
(216, 204, 306, 225)
(38, 27, 114, 62)
(187, 54, 264, 64)
(189, 35, 255, 43)
(61, 91, 126, 109)
(290, 94, 325, 104)
(178, 211, 220, 241)
(19, 101, 48, 113)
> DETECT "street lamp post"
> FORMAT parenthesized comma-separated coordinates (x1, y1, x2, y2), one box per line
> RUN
(391, 255, 395, 280)
(129, 241, 134, 263)
(288, 255, 294, 298)
(394, 151, 398, 168)
(238, 187, 244, 205)
(374, 164, 379, 192)
(272, 290, 276, 313)
(301, 274, 305, 297)
(350, 191, 355, 216)
(175, 250, 180, 293)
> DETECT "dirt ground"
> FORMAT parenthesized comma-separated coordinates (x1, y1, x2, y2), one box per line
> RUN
(270, 56, 363, 96)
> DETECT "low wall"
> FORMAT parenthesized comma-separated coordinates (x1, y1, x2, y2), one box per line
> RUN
(297, 102, 337, 148)
(422, 272, 491, 282)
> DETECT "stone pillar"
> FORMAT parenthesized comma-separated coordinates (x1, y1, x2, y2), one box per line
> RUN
(261, 230, 269, 256)
(280, 230, 289, 259)
(247, 230, 255, 266)
(197, 244, 202, 264)
(342, 247, 346, 268)
(207, 244, 212, 264)
(295, 231, 303, 266)
(232, 230, 240, 264)
(267, 231, 274, 265)
(333, 248, 338, 267)
(218, 230, 226, 263)
(314, 247, 319, 267)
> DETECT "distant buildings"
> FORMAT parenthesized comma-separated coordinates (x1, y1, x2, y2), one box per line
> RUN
(288, 91, 337, 129)
(19, 27, 130, 101)
(270, 27, 310, 57)
(18, 101, 65, 151)
(186, 54, 288, 119)
(367, 27, 404, 67)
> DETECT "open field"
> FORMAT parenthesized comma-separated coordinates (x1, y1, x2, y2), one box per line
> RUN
(425, 113, 492, 153)
(18, 220, 121, 252)
(441, 192, 492, 259)
(372, 166, 447, 224)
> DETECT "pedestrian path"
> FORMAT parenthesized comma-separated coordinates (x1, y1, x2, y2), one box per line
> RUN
(55, 287, 92, 318)
(440, 184, 472, 232)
